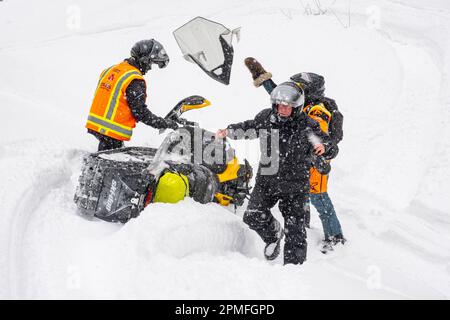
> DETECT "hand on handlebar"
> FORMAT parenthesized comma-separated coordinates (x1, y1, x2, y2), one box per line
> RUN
(176, 117, 198, 127)
(165, 119, 179, 130)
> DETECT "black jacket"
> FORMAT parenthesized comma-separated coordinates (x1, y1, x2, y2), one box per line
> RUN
(124, 59, 171, 129)
(227, 108, 338, 195)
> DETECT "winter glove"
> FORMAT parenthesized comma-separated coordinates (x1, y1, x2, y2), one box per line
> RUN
(244, 57, 273, 87)
(311, 155, 331, 175)
(165, 119, 179, 130)
(322, 141, 339, 160)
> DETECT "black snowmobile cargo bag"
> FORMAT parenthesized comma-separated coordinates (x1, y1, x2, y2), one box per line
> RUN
(74, 147, 157, 223)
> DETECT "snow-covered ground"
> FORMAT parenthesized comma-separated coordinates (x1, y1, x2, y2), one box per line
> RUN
(1, 0, 449, 299)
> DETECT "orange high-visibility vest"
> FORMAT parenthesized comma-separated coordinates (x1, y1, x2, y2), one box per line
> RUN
(303, 103, 332, 194)
(86, 61, 144, 141)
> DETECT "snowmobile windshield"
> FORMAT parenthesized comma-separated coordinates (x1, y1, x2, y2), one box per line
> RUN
(173, 17, 240, 84)
(174, 17, 229, 70)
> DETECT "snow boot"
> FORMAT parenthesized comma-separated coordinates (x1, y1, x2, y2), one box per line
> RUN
(244, 57, 273, 87)
(264, 220, 284, 260)
(320, 239, 334, 254)
(320, 234, 346, 254)
(332, 233, 347, 246)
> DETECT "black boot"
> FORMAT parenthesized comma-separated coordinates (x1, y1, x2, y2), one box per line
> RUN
(331, 233, 347, 245)
(320, 238, 334, 254)
(320, 234, 346, 254)
(244, 57, 273, 87)
(264, 219, 284, 260)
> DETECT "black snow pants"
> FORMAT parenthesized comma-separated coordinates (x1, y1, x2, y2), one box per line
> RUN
(243, 182, 309, 265)
(88, 129, 124, 151)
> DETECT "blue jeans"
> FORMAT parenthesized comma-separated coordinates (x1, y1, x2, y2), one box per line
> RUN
(310, 192, 343, 239)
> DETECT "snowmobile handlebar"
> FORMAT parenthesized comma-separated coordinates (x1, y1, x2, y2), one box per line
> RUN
(159, 95, 210, 134)
(176, 117, 198, 127)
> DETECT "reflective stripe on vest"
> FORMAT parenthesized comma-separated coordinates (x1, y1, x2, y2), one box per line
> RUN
(98, 66, 114, 86)
(87, 114, 133, 139)
(93, 66, 114, 97)
(104, 70, 141, 120)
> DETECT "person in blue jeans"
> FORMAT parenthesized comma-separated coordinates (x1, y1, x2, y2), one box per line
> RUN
(310, 192, 342, 240)
(244, 57, 345, 252)
(309, 173, 344, 252)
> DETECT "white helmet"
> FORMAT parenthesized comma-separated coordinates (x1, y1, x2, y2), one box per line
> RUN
(270, 82, 305, 109)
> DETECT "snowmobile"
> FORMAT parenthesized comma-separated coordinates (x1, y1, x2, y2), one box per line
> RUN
(74, 96, 253, 223)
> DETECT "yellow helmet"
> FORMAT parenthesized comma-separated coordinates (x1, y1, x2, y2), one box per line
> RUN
(153, 172, 189, 204)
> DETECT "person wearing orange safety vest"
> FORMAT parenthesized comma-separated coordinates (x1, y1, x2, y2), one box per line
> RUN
(244, 57, 345, 253)
(86, 39, 179, 151)
(302, 102, 344, 252)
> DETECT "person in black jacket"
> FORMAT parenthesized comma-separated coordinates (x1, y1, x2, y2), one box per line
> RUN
(244, 57, 345, 251)
(88, 39, 179, 151)
(216, 82, 338, 265)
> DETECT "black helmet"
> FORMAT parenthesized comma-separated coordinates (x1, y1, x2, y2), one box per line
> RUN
(130, 39, 169, 74)
(290, 72, 325, 102)
(270, 81, 305, 108)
